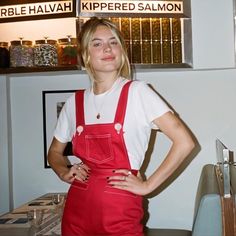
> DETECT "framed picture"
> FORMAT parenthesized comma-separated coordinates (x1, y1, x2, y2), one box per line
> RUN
(42, 90, 76, 168)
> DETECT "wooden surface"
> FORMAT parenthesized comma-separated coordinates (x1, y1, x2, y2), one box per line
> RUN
(216, 165, 236, 236)
(0, 193, 65, 236)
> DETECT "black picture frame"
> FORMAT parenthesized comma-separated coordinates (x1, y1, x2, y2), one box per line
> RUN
(42, 90, 75, 168)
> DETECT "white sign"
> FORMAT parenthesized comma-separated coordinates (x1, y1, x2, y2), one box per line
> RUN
(0, 1, 73, 19)
(80, 0, 183, 14)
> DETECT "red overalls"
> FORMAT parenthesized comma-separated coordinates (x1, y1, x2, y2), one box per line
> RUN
(61, 81, 144, 236)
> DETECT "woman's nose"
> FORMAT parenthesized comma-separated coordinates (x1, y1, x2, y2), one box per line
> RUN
(103, 43, 111, 52)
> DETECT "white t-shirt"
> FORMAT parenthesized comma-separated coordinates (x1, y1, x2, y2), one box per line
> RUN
(54, 78, 171, 169)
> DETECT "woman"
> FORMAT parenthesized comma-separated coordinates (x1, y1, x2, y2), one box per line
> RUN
(47, 17, 195, 236)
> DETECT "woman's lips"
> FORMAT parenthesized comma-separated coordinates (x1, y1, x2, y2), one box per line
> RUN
(102, 56, 115, 61)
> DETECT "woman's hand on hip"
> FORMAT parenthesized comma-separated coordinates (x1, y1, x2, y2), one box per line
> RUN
(60, 163, 90, 184)
(107, 169, 150, 196)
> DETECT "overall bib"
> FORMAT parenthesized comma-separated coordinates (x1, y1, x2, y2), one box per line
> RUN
(61, 81, 144, 236)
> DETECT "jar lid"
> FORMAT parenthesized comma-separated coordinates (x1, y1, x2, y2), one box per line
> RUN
(10, 40, 32, 46)
(35, 39, 57, 45)
(0, 42, 8, 47)
(58, 38, 77, 44)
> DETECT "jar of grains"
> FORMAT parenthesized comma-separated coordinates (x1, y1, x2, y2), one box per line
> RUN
(58, 36, 78, 66)
(10, 40, 34, 67)
(34, 39, 58, 66)
(0, 42, 10, 68)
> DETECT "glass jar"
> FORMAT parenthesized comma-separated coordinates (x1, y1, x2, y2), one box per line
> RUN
(0, 42, 10, 68)
(152, 40, 161, 64)
(131, 18, 141, 41)
(131, 40, 141, 64)
(58, 37, 78, 66)
(142, 40, 151, 64)
(162, 37, 172, 64)
(173, 37, 182, 64)
(34, 39, 58, 66)
(10, 40, 34, 67)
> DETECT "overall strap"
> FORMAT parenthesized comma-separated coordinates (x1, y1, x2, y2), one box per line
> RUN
(75, 90, 85, 126)
(114, 80, 132, 125)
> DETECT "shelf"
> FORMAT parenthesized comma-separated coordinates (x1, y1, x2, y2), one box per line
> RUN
(0, 63, 193, 75)
(0, 65, 80, 74)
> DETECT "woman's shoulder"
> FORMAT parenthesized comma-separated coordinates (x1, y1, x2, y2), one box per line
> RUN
(128, 79, 153, 95)
(66, 93, 76, 104)
(122, 78, 148, 90)
(62, 93, 76, 113)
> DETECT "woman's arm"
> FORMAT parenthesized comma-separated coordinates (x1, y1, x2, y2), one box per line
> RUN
(108, 111, 195, 195)
(48, 137, 90, 184)
(143, 111, 195, 193)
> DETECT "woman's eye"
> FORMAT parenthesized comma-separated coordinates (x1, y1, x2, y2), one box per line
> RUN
(110, 41, 118, 46)
(91, 41, 102, 47)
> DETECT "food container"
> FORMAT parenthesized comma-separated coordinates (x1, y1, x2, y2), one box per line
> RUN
(131, 40, 141, 63)
(10, 40, 34, 67)
(34, 39, 58, 66)
(0, 42, 10, 68)
(58, 36, 78, 66)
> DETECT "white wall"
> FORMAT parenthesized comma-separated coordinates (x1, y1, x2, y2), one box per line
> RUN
(9, 71, 90, 204)
(191, 0, 235, 69)
(0, 75, 10, 213)
(6, 68, 236, 230)
(1, 0, 236, 230)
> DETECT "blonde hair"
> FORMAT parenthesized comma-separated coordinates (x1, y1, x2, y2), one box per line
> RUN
(78, 17, 131, 80)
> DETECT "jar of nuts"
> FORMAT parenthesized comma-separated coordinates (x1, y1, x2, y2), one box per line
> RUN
(34, 38, 58, 66)
(10, 39, 34, 67)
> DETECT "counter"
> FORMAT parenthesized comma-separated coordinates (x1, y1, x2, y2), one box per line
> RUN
(0, 193, 65, 236)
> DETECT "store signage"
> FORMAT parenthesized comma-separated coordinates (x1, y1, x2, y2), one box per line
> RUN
(0, 0, 76, 23)
(79, 0, 183, 15)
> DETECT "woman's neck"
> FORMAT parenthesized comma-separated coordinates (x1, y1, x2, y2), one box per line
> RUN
(92, 73, 119, 95)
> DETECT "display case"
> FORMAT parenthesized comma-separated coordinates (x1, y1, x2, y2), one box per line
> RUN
(76, 0, 192, 69)
(0, 0, 193, 74)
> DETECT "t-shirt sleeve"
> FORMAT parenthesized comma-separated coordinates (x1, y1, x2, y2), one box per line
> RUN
(132, 80, 172, 129)
(54, 94, 76, 143)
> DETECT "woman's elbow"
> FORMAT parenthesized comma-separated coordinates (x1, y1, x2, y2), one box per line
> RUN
(183, 135, 195, 156)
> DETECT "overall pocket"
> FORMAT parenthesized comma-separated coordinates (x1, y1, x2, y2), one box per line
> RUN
(85, 134, 114, 164)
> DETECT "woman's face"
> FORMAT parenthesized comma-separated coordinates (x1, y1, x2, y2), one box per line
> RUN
(88, 25, 122, 76)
